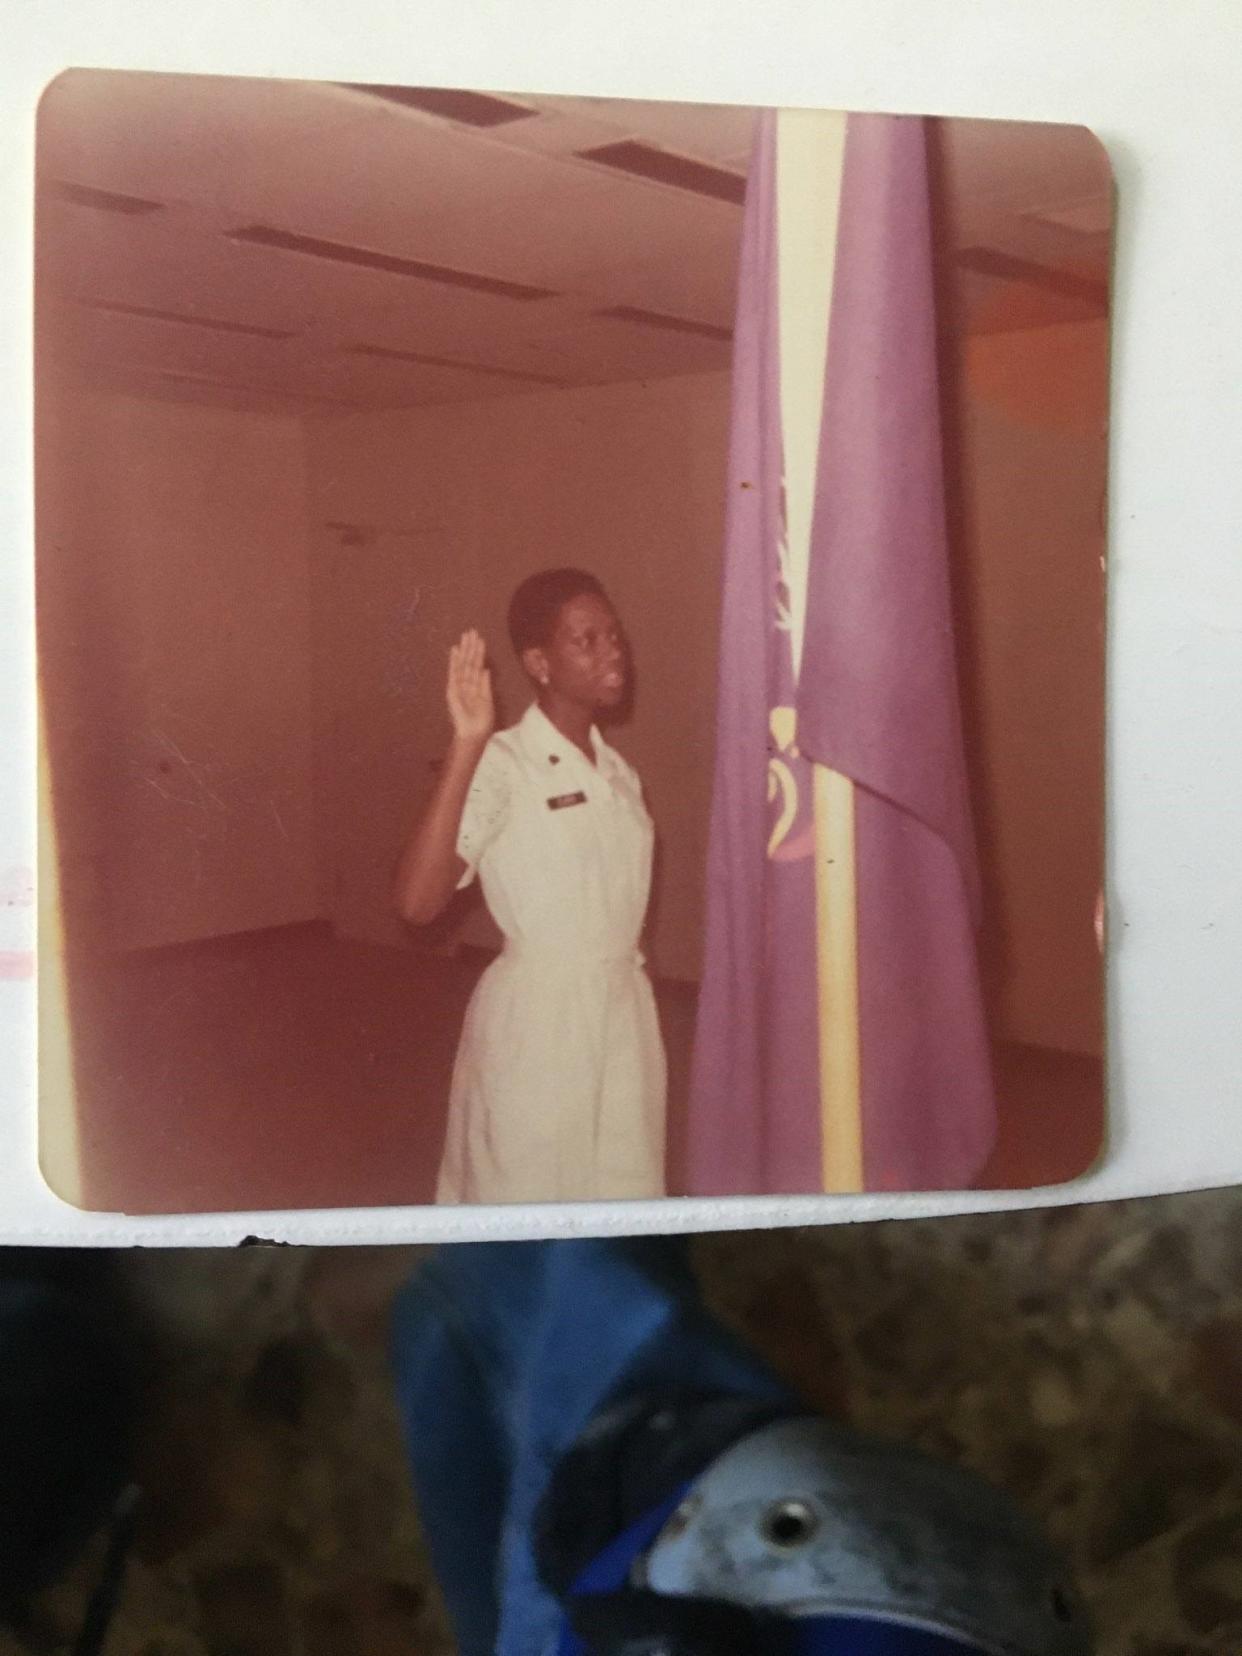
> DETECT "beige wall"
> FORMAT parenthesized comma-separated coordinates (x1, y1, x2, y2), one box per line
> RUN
(305, 372, 731, 979)
(38, 386, 319, 952)
(308, 524, 456, 950)
(950, 319, 1107, 1057)
(38, 336, 1104, 1054)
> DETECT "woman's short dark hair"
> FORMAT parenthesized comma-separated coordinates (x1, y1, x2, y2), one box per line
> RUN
(507, 568, 609, 657)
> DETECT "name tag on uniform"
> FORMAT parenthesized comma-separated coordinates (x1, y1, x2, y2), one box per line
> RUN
(547, 791, 588, 811)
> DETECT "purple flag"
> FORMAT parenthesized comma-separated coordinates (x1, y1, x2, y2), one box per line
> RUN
(796, 113, 995, 1191)
(686, 111, 822, 1194)
(687, 110, 996, 1196)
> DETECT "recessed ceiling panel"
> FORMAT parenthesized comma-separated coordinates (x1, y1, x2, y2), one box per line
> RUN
(336, 84, 537, 127)
(225, 224, 559, 301)
(575, 140, 746, 205)
(35, 75, 1114, 412)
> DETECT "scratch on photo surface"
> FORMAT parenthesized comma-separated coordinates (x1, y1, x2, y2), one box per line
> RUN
(142, 777, 201, 810)
(151, 729, 227, 810)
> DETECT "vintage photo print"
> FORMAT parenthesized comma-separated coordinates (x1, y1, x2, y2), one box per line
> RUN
(34, 70, 1111, 1212)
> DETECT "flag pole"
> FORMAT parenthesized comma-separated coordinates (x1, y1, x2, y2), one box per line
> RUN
(775, 108, 865, 1194)
(813, 767, 863, 1191)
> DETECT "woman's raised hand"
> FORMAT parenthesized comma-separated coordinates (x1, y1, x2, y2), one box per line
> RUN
(445, 629, 495, 745)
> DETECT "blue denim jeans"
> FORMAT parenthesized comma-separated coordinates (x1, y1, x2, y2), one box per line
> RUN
(389, 1238, 793, 1656)
(389, 1239, 1088, 1656)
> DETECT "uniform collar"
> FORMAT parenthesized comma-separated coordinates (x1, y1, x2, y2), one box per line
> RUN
(520, 700, 614, 777)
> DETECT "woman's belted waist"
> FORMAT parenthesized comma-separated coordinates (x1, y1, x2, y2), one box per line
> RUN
(498, 943, 647, 972)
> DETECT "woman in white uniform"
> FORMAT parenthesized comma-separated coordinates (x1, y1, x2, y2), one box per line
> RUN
(394, 569, 667, 1205)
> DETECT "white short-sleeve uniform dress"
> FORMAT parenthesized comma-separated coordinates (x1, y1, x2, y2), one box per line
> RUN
(435, 702, 667, 1204)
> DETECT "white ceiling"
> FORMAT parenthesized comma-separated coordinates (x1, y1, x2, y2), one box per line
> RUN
(34, 71, 1112, 415)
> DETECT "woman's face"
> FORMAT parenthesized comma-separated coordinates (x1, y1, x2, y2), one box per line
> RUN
(528, 592, 628, 711)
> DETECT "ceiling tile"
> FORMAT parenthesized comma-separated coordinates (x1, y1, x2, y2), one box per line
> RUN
(35, 75, 1113, 413)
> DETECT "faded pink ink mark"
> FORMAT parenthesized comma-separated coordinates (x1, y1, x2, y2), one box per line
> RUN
(0, 951, 34, 980)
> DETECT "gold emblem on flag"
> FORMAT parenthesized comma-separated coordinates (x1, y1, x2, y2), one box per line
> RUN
(768, 706, 799, 857)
